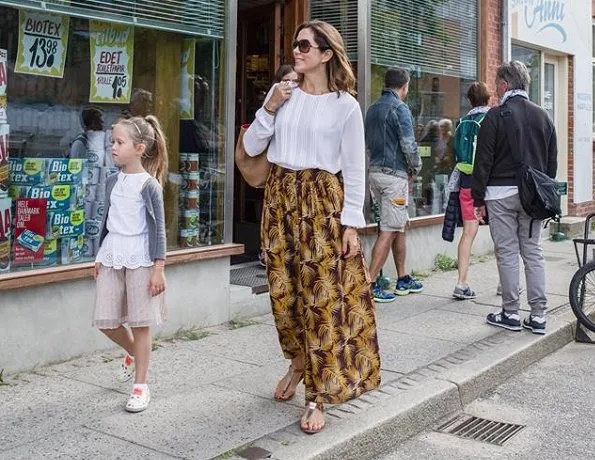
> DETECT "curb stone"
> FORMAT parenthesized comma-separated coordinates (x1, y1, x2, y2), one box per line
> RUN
(233, 306, 576, 460)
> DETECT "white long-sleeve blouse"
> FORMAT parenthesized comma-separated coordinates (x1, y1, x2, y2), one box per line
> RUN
(242, 85, 367, 228)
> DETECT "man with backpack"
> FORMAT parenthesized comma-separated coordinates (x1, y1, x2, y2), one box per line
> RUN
(450, 82, 491, 300)
(365, 68, 423, 302)
(472, 61, 558, 335)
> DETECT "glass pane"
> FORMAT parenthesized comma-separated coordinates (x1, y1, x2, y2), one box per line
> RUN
(543, 63, 555, 121)
(0, 5, 225, 274)
(371, 65, 474, 218)
(511, 44, 540, 104)
(593, 65, 595, 133)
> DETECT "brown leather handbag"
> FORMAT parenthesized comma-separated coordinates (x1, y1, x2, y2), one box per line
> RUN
(235, 124, 271, 188)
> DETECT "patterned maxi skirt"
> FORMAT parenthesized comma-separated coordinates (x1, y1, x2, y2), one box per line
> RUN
(261, 165, 381, 406)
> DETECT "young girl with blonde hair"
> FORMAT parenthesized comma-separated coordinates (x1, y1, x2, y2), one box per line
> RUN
(92, 115, 168, 413)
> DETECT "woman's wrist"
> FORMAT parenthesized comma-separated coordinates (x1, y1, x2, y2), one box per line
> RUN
(263, 103, 277, 115)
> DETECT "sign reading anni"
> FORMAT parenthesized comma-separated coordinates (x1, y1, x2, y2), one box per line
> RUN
(89, 20, 134, 104)
(15, 11, 70, 78)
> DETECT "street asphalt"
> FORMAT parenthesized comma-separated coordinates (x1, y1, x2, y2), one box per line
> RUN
(0, 238, 583, 460)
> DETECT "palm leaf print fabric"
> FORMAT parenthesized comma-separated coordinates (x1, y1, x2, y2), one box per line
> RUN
(261, 165, 381, 405)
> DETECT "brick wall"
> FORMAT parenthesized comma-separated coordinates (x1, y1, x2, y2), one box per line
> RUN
(480, 0, 502, 100)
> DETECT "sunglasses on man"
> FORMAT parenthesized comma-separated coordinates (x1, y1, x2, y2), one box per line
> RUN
(292, 39, 329, 54)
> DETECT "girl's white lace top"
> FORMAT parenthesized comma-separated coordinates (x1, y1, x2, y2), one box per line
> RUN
(96, 172, 153, 269)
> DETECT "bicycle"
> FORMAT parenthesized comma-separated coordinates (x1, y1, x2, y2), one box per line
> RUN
(568, 213, 595, 332)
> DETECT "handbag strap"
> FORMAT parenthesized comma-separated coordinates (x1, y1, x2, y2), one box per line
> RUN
(499, 105, 524, 168)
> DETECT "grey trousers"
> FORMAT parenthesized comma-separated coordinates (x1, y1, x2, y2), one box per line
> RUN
(486, 194, 547, 316)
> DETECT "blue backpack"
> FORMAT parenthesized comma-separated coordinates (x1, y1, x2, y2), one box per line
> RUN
(454, 113, 486, 175)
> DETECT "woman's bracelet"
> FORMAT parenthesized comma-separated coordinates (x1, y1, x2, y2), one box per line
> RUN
(263, 104, 276, 116)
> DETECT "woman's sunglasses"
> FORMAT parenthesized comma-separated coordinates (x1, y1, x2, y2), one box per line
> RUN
(292, 39, 328, 54)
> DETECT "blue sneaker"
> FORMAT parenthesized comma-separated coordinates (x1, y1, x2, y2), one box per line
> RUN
(372, 283, 396, 303)
(395, 275, 423, 296)
(486, 310, 522, 331)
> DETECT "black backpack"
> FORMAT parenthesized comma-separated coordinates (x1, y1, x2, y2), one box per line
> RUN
(500, 106, 560, 235)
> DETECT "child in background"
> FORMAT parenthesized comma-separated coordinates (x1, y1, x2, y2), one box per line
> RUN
(92, 115, 168, 413)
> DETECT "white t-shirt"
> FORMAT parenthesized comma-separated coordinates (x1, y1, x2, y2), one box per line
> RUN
(243, 85, 367, 228)
(96, 172, 153, 269)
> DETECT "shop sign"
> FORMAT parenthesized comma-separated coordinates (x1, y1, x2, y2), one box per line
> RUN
(180, 39, 196, 120)
(13, 198, 47, 264)
(15, 11, 70, 78)
(0, 196, 10, 272)
(89, 20, 134, 104)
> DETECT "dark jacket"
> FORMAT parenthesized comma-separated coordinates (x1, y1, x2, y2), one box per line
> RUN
(471, 96, 557, 206)
(441, 191, 462, 242)
(365, 89, 422, 177)
(99, 174, 167, 260)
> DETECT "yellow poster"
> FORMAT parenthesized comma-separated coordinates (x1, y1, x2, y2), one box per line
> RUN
(180, 39, 195, 120)
(15, 11, 69, 78)
(89, 21, 134, 104)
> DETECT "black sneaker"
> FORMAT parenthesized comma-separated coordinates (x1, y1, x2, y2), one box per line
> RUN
(522, 316, 546, 335)
(486, 310, 522, 331)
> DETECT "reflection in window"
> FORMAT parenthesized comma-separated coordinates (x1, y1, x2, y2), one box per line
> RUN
(371, 65, 473, 218)
(511, 44, 541, 104)
(0, 5, 225, 275)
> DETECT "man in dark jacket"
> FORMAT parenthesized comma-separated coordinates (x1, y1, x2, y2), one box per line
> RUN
(472, 60, 557, 335)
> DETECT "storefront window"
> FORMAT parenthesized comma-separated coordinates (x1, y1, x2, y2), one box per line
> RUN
(0, 4, 225, 274)
(371, 66, 473, 217)
(368, 0, 478, 218)
(511, 44, 540, 104)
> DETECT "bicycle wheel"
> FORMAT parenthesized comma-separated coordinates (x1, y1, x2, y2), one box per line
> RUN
(569, 260, 595, 332)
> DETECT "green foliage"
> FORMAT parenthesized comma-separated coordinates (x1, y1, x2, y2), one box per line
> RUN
(434, 253, 458, 271)
(228, 319, 258, 330)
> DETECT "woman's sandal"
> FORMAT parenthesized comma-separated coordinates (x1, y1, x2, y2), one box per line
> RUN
(300, 401, 325, 434)
(274, 364, 304, 401)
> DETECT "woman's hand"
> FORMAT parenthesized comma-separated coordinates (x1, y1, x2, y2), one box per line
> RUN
(342, 227, 360, 259)
(94, 263, 101, 280)
(264, 81, 293, 113)
(150, 263, 166, 297)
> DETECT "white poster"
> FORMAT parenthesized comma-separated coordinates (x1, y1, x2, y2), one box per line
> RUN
(15, 11, 70, 78)
(89, 20, 134, 104)
(180, 39, 196, 120)
(0, 48, 6, 124)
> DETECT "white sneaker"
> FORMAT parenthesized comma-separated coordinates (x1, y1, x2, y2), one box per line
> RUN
(125, 386, 150, 413)
(117, 355, 135, 383)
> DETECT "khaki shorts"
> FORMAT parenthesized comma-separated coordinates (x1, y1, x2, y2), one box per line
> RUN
(369, 172, 409, 232)
(93, 265, 167, 329)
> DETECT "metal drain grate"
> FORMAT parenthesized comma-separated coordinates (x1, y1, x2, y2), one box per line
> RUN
(436, 414, 525, 446)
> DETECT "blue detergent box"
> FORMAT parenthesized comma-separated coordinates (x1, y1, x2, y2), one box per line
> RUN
(16, 229, 45, 253)
(9, 158, 45, 185)
(48, 209, 85, 238)
(45, 159, 84, 185)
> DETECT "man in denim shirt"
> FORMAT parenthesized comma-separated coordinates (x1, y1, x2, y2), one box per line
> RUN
(365, 68, 423, 302)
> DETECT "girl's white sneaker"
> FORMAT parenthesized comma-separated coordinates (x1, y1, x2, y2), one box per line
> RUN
(117, 354, 135, 383)
(125, 386, 150, 413)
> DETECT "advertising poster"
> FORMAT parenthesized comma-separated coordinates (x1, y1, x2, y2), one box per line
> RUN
(0, 196, 11, 271)
(0, 48, 6, 123)
(180, 39, 195, 120)
(15, 11, 70, 78)
(13, 198, 47, 264)
(89, 20, 134, 104)
(0, 124, 8, 195)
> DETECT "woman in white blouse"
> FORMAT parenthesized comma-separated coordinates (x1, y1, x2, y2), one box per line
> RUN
(243, 20, 380, 434)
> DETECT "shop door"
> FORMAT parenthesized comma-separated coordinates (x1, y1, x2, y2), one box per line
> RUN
(543, 55, 568, 214)
(233, 2, 280, 261)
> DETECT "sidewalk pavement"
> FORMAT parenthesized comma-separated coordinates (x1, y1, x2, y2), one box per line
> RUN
(0, 239, 581, 460)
